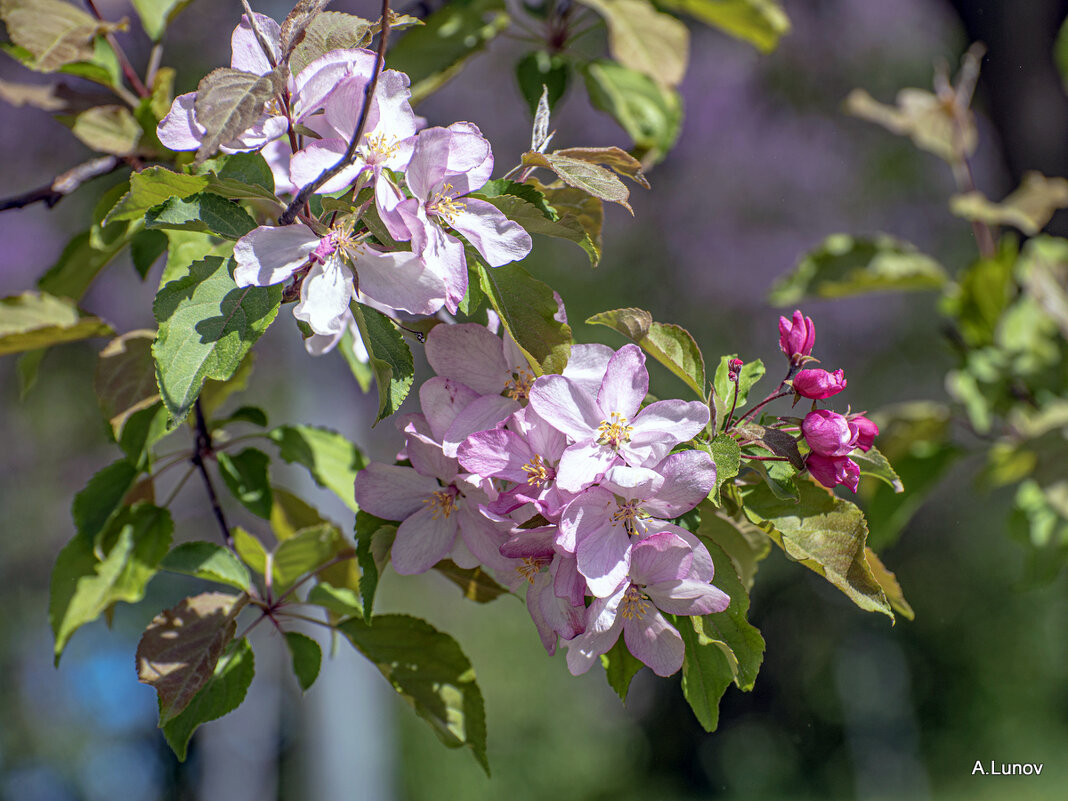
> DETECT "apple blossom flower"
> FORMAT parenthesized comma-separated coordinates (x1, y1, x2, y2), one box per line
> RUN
(389, 123, 533, 312)
(565, 531, 730, 677)
(233, 220, 446, 334)
(779, 309, 815, 363)
(417, 375, 518, 460)
(806, 452, 861, 492)
(850, 414, 879, 451)
(802, 410, 859, 457)
(529, 345, 710, 492)
(791, 368, 847, 400)
(425, 322, 535, 401)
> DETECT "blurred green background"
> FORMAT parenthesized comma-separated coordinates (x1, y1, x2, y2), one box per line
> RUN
(2, 1, 1067, 799)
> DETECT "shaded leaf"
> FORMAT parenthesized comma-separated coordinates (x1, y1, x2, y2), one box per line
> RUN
(70, 458, 140, 543)
(433, 560, 509, 602)
(587, 307, 705, 396)
(216, 448, 273, 519)
(232, 526, 267, 574)
(198, 350, 254, 419)
(145, 192, 257, 240)
(659, 0, 789, 53)
(354, 511, 394, 622)
(531, 180, 603, 267)
(584, 59, 682, 164)
(601, 636, 644, 701)
(267, 425, 365, 512)
(193, 67, 284, 163)
(130, 229, 169, 278)
(695, 501, 771, 590)
(160, 541, 252, 592)
(0, 291, 112, 355)
(39, 229, 128, 301)
(307, 581, 363, 617)
(845, 86, 974, 163)
(95, 330, 160, 439)
(478, 193, 598, 267)
(284, 631, 322, 691)
(270, 486, 328, 541)
(851, 446, 903, 492)
(950, 172, 1068, 236)
(516, 50, 569, 115)
(0, 0, 107, 71)
(351, 302, 414, 423)
(337, 614, 489, 773)
(864, 547, 913, 620)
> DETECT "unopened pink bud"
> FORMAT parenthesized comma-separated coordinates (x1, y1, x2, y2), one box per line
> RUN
(802, 410, 859, 457)
(849, 414, 879, 452)
(778, 310, 815, 363)
(806, 453, 860, 492)
(792, 368, 847, 400)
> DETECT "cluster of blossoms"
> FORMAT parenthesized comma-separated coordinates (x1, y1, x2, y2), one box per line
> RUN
(779, 310, 879, 491)
(157, 13, 532, 353)
(354, 323, 730, 677)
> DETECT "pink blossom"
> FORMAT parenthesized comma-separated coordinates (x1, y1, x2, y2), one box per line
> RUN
(802, 410, 859, 457)
(850, 414, 879, 451)
(778, 309, 815, 363)
(806, 452, 861, 492)
(792, 368, 847, 400)
(565, 532, 730, 678)
(418, 375, 518, 459)
(425, 323, 534, 400)
(528, 345, 710, 492)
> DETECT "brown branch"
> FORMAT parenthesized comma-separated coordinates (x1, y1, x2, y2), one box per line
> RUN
(0, 155, 122, 213)
(84, 0, 150, 98)
(192, 400, 233, 548)
(278, 0, 393, 225)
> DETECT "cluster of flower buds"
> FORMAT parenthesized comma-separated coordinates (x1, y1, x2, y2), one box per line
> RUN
(779, 310, 879, 492)
(355, 322, 730, 677)
(158, 14, 532, 353)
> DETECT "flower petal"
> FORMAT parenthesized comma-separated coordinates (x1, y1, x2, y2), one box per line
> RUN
(425, 322, 510, 395)
(626, 399, 710, 466)
(577, 518, 632, 598)
(233, 225, 319, 287)
(353, 463, 440, 520)
(640, 449, 716, 518)
(231, 13, 281, 75)
(449, 198, 532, 267)
(351, 246, 446, 315)
(294, 253, 353, 336)
(645, 579, 730, 616)
(629, 531, 694, 586)
(528, 374, 602, 441)
(289, 138, 365, 194)
(391, 505, 459, 575)
(458, 428, 534, 483)
(443, 395, 520, 458)
(562, 343, 615, 396)
(554, 440, 619, 493)
(418, 377, 479, 444)
(292, 48, 377, 121)
(624, 610, 684, 677)
(157, 92, 203, 151)
(596, 344, 648, 421)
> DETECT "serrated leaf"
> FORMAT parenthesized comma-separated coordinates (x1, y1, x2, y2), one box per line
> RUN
(70, 458, 140, 543)
(216, 448, 273, 519)
(851, 446, 903, 492)
(695, 501, 770, 590)
(387, 0, 508, 105)
(283, 631, 322, 691)
(267, 425, 365, 512)
(578, 0, 689, 87)
(587, 308, 706, 396)
(708, 434, 740, 505)
(659, 0, 790, 53)
(522, 151, 633, 211)
(845, 86, 974, 163)
(63, 104, 141, 155)
(433, 560, 508, 602)
(584, 59, 682, 164)
(279, 0, 333, 60)
(152, 255, 282, 423)
(0, 291, 112, 355)
(131, 0, 194, 41)
(950, 172, 1068, 236)
(478, 261, 572, 375)
(0, 0, 105, 71)
(95, 330, 160, 439)
(198, 349, 254, 419)
(137, 590, 249, 723)
(51, 503, 172, 662)
(742, 479, 894, 620)
(351, 302, 414, 423)
(272, 524, 350, 591)
(160, 541, 252, 591)
(478, 193, 597, 267)
(196, 151, 275, 192)
(161, 638, 254, 761)
(770, 233, 947, 306)
(601, 636, 644, 701)
(289, 11, 372, 75)
(193, 67, 284, 163)
(145, 192, 257, 240)
(104, 167, 208, 224)
(232, 526, 267, 574)
(337, 614, 489, 773)
(864, 547, 913, 620)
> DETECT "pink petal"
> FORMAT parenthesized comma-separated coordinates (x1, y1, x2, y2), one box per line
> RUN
(641, 522, 715, 583)
(157, 92, 203, 151)
(597, 345, 648, 420)
(443, 121, 493, 194)
(418, 377, 479, 443)
(641, 450, 716, 518)
(351, 246, 446, 315)
(624, 610, 683, 677)
(559, 486, 615, 555)
(231, 13, 281, 75)
(458, 428, 533, 482)
(600, 465, 664, 501)
(223, 113, 288, 151)
(646, 579, 730, 616)
(528, 374, 602, 441)
(290, 139, 365, 194)
(562, 343, 614, 396)
(629, 531, 694, 586)
(405, 127, 454, 201)
(554, 441, 619, 493)
(354, 463, 440, 520)
(233, 225, 319, 287)
(403, 421, 459, 483)
(449, 198, 532, 267)
(565, 596, 623, 676)
(626, 399, 710, 466)
(391, 505, 459, 575)
(425, 323, 509, 395)
(443, 395, 520, 458)
(292, 48, 377, 121)
(577, 518, 632, 598)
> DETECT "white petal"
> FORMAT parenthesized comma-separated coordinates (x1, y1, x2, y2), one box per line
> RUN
(231, 13, 281, 75)
(156, 93, 203, 151)
(294, 253, 354, 336)
(351, 246, 446, 316)
(450, 198, 532, 267)
(233, 225, 319, 287)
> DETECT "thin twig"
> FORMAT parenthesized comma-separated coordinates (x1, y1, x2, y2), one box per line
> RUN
(192, 399, 233, 548)
(145, 43, 164, 88)
(741, 454, 790, 462)
(161, 465, 197, 507)
(0, 156, 122, 213)
(84, 0, 150, 97)
(273, 549, 358, 606)
(735, 390, 792, 426)
(278, 0, 393, 225)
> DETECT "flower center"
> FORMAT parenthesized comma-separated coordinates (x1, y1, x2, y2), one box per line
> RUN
(504, 369, 534, 401)
(265, 97, 284, 116)
(610, 499, 648, 535)
(619, 585, 651, 621)
(312, 226, 361, 264)
(516, 556, 549, 584)
(521, 454, 551, 487)
(428, 183, 466, 225)
(596, 412, 633, 448)
(423, 488, 458, 520)
(363, 132, 400, 161)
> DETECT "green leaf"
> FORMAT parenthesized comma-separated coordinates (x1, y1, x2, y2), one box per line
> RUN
(577, 0, 689, 88)
(145, 192, 257, 240)
(38, 229, 127, 301)
(160, 541, 252, 592)
(216, 448, 273, 519)
(289, 11, 373, 75)
(351, 302, 415, 423)
(337, 614, 489, 773)
(137, 590, 249, 723)
(478, 193, 601, 267)
(116, 402, 169, 467)
(950, 172, 1068, 236)
(742, 479, 894, 620)
(478, 261, 572, 375)
(104, 167, 209, 224)
(587, 308, 706, 396)
(387, 0, 509, 105)
(0, 291, 112, 355)
(851, 446, 903, 492)
(130, 230, 169, 278)
(307, 581, 363, 617)
(770, 233, 947, 305)
(845, 86, 975, 163)
(521, 150, 638, 212)
(708, 434, 741, 505)
(270, 486, 328, 541)
(658, 0, 790, 53)
(601, 636, 644, 701)
(232, 526, 267, 574)
(71, 458, 140, 542)
(62, 104, 141, 155)
(516, 50, 569, 114)
(272, 524, 350, 591)
(51, 503, 173, 663)
(160, 638, 254, 761)
(267, 425, 366, 512)
(0, 0, 107, 71)
(695, 501, 771, 591)
(95, 330, 160, 439)
(198, 350, 255, 419)
(530, 180, 604, 267)
(1058, 16, 1068, 94)
(192, 66, 285, 163)
(584, 59, 682, 164)
(433, 560, 509, 603)
(152, 256, 282, 423)
(131, 0, 194, 41)
(211, 404, 268, 429)
(864, 547, 914, 621)
(338, 327, 374, 392)
(284, 631, 322, 692)
(354, 511, 395, 622)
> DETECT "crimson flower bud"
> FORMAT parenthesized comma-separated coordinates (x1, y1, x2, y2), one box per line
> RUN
(778, 310, 815, 363)
(849, 414, 879, 452)
(792, 368, 847, 400)
(728, 358, 743, 382)
(806, 453, 860, 492)
(802, 409, 859, 457)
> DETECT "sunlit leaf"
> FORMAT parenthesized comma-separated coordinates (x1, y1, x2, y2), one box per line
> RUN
(0, 291, 112, 355)
(658, 0, 789, 52)
(950, 172, 1068, 236)
(160, 541, 252, 592)
(584, 59, 682, 164)
(193, 66, 284, 163)
(63, 104, 141, 155)
(131, 0, 194, 41)
(267, 425, 366, 512)
(578, 0, 689, 88)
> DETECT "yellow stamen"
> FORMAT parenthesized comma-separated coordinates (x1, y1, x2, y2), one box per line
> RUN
(428, 183, 467, 224)
(610, 499, 648, 534)
(596, 411, 633, 448)
(516, 556, 548, 584)
(619, 585, 650, 621)
(504, 369, 535, 401)
(521, 454, 550, 487)
(364, 131, 400, 159)
(423, 489, 457, 520)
